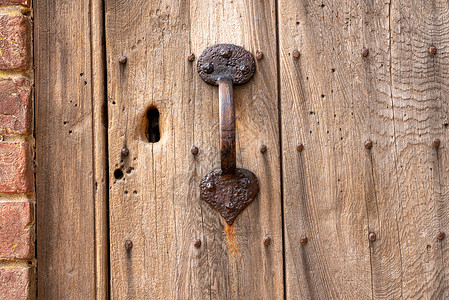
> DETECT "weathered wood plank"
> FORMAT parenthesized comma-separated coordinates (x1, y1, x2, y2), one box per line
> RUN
(105, 0, 283, 299)
(280, 0, 449, 298)
(35, 0, 108, 298)
(388, 0, 449, 297)
(279, 0, 402, 298)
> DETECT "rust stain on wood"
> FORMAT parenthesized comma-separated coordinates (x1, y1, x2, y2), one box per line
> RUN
(225, 223, 240, 259)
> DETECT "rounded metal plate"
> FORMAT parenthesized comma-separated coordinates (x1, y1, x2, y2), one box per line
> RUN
(197, 44, 256, 86)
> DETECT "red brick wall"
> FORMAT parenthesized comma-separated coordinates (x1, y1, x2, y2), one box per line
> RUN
(0, 1, 34, 299)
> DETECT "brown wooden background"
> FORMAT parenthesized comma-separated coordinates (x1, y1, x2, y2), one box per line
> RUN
(35, 0, 449, 299)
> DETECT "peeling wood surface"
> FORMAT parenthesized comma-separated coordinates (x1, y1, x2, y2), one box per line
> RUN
(105, 1, 283, 299)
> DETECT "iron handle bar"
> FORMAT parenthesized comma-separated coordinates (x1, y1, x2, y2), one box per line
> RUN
(218, 77, 236, 174)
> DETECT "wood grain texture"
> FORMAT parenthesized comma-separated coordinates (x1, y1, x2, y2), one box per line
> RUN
(280, 0, 449, 299)
(105, 0, 283, 299)
(388, 0, 449, 298)
(35, 0, 108, 298)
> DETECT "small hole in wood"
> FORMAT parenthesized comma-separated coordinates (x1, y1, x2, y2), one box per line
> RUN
(114, 169, 124, 180)
(146, 107, 161, 143)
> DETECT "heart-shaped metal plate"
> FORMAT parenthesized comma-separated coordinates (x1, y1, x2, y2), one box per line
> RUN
(200, 168, 259, 225)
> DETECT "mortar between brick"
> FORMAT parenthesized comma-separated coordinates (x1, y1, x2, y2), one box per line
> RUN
(0, 7, 29, 16)
(0, 194, 34, 203)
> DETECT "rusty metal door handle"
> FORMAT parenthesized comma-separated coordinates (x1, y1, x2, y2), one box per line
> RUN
(217, 78, 235, 174)
(197, 44, 259, 225)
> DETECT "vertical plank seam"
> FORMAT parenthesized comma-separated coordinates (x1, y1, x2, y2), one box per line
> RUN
(90, 0, 110, 297)
(388, 1, 405, 298)
(89, 3, 96, 298)
(102, 0, 111, 297)
(274, 0, 286, 299)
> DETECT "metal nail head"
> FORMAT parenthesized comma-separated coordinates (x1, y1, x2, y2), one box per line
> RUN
(429, 46, 437, 55)
(121, 147, 129, 157)
(206, 182, 214, 191)
(191, 146, 199, 155)
(119, 56, 127, 64)
(293, 50, 300, 59)
(263, 236, 271, 246)
(125, 240, 133, 250)
(365, 140, 373, 149)
(361, 48, 369, 57)
(433, 139, 440, 148)
(220, 49, 232, 58)
(203, 63, 214, 74)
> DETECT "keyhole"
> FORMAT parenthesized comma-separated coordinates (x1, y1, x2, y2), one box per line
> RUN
(146, 108, 160, 143)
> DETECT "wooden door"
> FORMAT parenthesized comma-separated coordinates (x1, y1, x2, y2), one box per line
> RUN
(279, 1, 449, 298)
(35, 0, 449, 299)
(104, 1, 283, 299)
